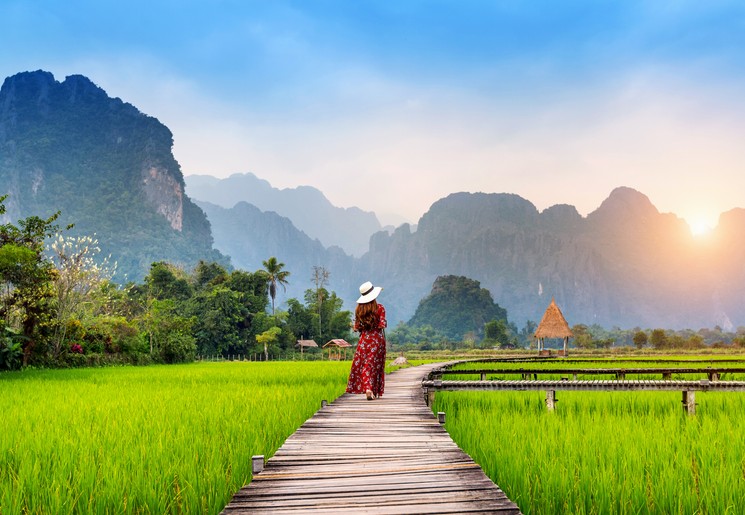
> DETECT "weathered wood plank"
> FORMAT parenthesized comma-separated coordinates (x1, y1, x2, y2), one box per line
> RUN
(222, 363, 521, 514)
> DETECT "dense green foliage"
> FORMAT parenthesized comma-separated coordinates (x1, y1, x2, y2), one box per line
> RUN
(0, 362, 350, 514)
(408, 275, 509, 341)
(1, 195, 353, 366)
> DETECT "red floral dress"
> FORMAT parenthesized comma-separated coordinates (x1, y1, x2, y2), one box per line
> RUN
(346, 304, 387, 397)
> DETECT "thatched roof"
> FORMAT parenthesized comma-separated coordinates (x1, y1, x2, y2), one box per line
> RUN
(296, 339, 318, 348)
(323, 339, 351, 348)
(534, 298, 573, 339)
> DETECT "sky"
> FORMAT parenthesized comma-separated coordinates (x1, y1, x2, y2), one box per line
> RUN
(2, 1, 744, 230)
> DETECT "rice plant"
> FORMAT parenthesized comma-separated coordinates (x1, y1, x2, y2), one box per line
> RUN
(0, 361, 350, 514)
(435, 389, 745, 514)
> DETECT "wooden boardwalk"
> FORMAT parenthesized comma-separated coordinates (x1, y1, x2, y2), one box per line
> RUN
(222, 363, 520, 514)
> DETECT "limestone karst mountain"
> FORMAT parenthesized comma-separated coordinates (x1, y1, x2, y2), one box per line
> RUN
(0, 70, 225, 281)
(3, 70, 743, 330)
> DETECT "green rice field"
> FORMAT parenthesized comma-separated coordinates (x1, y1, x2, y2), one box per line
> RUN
(0, 362, 351, 514)
(3, 357, 744, 514)
(434, 358, 745, 514)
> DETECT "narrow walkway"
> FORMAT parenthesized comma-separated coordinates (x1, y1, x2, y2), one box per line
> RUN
(222, 363, 520, 514)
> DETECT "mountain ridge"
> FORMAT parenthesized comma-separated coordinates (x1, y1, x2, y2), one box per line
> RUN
(3, 70, 744, 331)
(185, 172, 381, 256)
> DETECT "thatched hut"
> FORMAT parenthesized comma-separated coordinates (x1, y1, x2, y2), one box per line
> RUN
(296, 339, 318, 357)
(534, 297, 573, 355)
(323, 339, 351, 360)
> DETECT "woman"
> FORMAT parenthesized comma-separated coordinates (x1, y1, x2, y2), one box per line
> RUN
(346, 281, 387, 401)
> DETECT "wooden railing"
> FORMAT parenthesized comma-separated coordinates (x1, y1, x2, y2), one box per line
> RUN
(423, 360, 745, 415)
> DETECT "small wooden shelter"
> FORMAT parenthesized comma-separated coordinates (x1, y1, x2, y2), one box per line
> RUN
(323, 339, 351, 360)
(534, 297, 573, 355)
(296, 339, 318, 357)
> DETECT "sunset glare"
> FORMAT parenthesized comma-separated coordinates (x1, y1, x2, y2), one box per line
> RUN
(689, 220, 713, 237)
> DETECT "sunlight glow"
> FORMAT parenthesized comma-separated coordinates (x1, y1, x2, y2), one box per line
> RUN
(689, 220, 713, 237)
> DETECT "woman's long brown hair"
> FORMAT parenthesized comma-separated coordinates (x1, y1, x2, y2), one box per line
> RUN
(355, 300, 379, 331)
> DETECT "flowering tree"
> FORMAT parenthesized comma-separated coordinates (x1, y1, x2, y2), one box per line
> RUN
(49, 234, 116, 357)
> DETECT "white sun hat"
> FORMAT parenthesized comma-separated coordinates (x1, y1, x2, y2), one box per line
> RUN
(357, 281, 382, 304)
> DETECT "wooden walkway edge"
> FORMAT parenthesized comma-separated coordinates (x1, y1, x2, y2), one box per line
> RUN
(222, 363, 521, 514)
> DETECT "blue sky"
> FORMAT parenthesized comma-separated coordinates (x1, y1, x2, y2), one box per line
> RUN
(2, 1, 744, 229)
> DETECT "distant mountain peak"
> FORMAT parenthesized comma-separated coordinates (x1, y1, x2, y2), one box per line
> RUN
(185, 172, 380, 256)
(589, 186, 658, 223)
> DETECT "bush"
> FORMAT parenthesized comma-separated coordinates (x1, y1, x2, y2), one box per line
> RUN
(0, 333, 23, 371)
(160, 332, 197, 364)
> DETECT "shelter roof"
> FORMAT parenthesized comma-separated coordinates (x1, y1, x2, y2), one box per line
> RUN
(296, 339, 318, 348)
(323, 339, 351, 348)
(534, 298, 574, 339)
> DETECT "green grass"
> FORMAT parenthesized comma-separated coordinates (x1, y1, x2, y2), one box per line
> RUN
(434, 389, 745, 514)
(0, 362, 350, 514)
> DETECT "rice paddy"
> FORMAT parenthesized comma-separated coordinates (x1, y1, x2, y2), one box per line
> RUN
(3, 356, 744, 514)
(0, 361, 350, 514)
(433, 358, 745, 514)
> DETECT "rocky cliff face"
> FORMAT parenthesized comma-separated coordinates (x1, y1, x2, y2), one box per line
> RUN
(0, 70, 224, 281)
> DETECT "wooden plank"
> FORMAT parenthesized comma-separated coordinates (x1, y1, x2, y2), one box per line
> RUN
(222, 363, 521, 514)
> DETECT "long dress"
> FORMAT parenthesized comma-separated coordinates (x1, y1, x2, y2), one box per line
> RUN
(346, 304, 387, 397)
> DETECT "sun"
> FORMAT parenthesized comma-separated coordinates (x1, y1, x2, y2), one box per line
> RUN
(689, 220, 713, 237)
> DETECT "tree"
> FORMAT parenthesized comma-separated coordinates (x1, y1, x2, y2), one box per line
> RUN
(650, 329, 668, 349)
(0, 195, 65, 365)
(256, 326, 281, 361)
(571, 324, 593, 349)
(262, 257, 290, 315)
(311, 266, 330, 340)
(484, 319, 511, 348)
(49, 234, 116, 358)
(146, 262, 192, 301)
(633, 330, 648, 349)
(188, 286, 247, 356)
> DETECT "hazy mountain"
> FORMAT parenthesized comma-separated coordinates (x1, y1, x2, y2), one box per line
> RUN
(195, 200, 357, 304)
(360, 188, 745, 330)
(4, 70, 744, 331)
(185, 173, 381, 257)
(0, 70, 226, 281)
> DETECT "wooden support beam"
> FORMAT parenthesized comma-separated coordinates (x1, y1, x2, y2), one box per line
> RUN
(709, 372, 719, 381)
(424, 388, 436, 407)
(682, 390, 696, 415)
(321, 399, 328, 408)
(437, 412, 446, 424)
(480, 372, 487, 381)
(546, 390, 557, 412)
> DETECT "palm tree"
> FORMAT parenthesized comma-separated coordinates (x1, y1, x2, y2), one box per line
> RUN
(262, 257, 290, 315)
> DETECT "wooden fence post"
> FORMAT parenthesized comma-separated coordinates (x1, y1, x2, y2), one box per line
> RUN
(682, 390, 696, 415)
(425, 388, 436, 407)
(252, 455, 264, 475)
(437, 412, 446, 424)
(546, 390, 557, 412)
